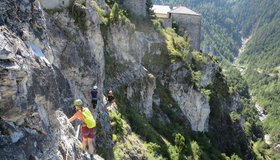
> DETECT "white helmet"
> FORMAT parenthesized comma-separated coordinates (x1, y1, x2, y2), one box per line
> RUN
(93, 85, 97, 89)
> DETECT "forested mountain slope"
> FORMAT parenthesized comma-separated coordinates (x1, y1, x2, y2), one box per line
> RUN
(235, 0, 280, 152)
(156, 0, 280, 158)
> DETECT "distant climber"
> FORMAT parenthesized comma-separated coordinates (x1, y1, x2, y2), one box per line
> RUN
(104, 90, 115, 111)
(107, 90, 115, 104)
(69, 99, 96, 159)
(90, 85, 98, 112)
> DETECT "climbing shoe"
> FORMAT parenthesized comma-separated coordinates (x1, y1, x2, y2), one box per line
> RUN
(90, 154, 94, 160)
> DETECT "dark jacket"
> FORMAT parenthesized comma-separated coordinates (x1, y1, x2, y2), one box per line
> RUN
(91, 89, 98, 100)
(107, 95, 115, 103)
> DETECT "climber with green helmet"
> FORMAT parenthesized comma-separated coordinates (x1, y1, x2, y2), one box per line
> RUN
(69, 99, 96, 159)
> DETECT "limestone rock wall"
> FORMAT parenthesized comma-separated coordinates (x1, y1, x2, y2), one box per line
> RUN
(104, 21, 164, 118)
(0, 0, 107, 159)
(170, 85, 210, 132)
(168, 62, 210, 132)
(0, 25, 79, 159)
(126, 73, 156, 118)
(44, 0, 105, 107)
(199, 55, 219, 87)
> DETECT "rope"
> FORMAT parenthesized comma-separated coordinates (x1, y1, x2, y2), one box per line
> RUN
(75, 124, 81, 139)
(66, 147, 68, 160)
(73, 124, 81, 160)
(66, 124, 80, 160)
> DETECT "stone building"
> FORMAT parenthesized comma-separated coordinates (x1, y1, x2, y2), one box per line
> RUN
(119, 0, 147, 17)
(152, 5, 172, 28)
(38, 0, 70, 9)
(152, 5, 201, 51)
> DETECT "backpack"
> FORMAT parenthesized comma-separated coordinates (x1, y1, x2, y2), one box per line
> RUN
(82, 108, 96, 128)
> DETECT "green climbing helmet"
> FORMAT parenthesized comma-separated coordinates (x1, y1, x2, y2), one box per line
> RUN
(73, 99, 83, 106)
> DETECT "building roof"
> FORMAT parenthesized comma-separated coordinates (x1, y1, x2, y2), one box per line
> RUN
(152, 5, 171, 15)
(170, 6, 200, 16)
(152, 5, 200, 16)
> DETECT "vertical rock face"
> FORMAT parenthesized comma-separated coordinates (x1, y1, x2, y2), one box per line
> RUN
(108, 22, 139, 64)
(104, 21, 159, 118)
(0, 27, 27, 108)
(0, 0, 106, 159)
(105, 21, 145, 90)
(0, 0, 54, 63)
(168, 62, 210, 132)
(141, 73, 156, 118)
(0, 25, 79, 159)
(170, 85, 210, 132)
(127, 73, 156, 118)
(199, 57, 219, 87)
(43, 0, 105, 106)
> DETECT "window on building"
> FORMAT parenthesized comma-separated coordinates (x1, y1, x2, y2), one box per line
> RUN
(168, 13, 171, 18)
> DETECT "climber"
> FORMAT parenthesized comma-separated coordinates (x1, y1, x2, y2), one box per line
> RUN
(69, 99, 96, 159)
(104, 90, 115, 111)
(107, 90, 115, 104)
(90, 85, 98, 112)
(106, 90, 115, 110)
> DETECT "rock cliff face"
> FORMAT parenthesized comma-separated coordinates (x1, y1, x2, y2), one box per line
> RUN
(0, 25, 79, 159)
(0, 0, 250, 159)
(0, 0, 105, 159)
(126, 73, 156, 118)
(169, 84, 210, 132)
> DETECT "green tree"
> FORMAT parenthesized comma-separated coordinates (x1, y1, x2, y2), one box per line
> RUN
(175, 133, 185, 153)
(110, 2, 120, 21)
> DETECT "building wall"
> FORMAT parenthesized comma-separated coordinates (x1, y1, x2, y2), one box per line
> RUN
(161, 18, 172, 28)
(155, 13, 169, 19)
(122, 0, 147, 17)
(171, 14, 201, 50)
(38, 0, 70, 9)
